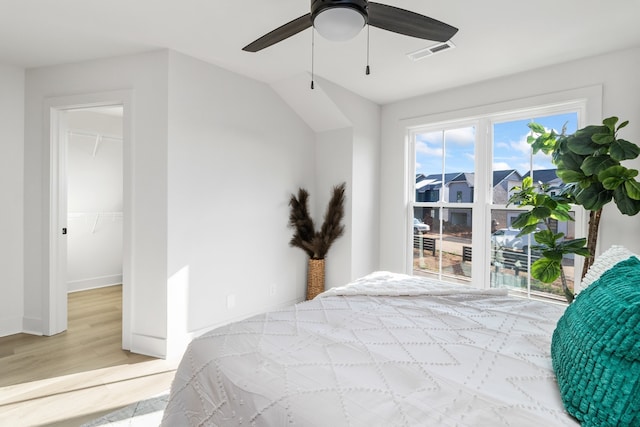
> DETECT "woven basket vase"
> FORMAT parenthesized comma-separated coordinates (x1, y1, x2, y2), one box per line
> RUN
(306, 258, 325, 300)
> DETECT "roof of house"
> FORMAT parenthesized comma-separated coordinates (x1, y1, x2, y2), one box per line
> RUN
(416, 169, 523, 191)
(493, 169, 521, 186)
(522, 169, 559, 184)
(416, 172, 469, 192)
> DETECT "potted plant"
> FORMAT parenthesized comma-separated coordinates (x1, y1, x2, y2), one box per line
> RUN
(288, 182, 346, 300)
(508, 117, 640, 302)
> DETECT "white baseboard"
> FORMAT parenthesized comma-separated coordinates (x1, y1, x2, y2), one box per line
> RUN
(22, 316, 43, 335)
(67, 274, 123, 293)
(130, 333, 166, 359)
(0, 316, 23, 337)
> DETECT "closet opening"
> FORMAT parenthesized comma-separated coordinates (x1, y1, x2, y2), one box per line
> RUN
(46, 91, 132, 352)
(66, 106, 124, 297)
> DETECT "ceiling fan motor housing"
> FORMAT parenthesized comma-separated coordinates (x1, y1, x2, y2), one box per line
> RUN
(311, 0, 369, 24)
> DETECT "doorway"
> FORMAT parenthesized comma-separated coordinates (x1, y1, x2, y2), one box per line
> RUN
(46, 91, 132, 350)
(65, 107, 123, 293)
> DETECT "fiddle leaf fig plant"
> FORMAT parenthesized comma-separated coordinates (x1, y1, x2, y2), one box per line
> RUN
(509, 117, 640, 302)
(508, 177, 590, 302)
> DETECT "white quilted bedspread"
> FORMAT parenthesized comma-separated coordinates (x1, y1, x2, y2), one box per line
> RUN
(161, 272, 578, 426)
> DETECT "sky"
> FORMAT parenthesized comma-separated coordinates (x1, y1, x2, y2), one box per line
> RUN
(415, 112, 578, 177)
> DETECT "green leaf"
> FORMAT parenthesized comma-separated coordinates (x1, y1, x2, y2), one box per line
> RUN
(556, 238, 591, 257)
(550, 208, 573, 222)
(542, 197, 559, 210)
(566, 136, 600, 155)
(574, 184, 613, 211)
(617, 120, 629, 130)
(511, 212, 533, 229)
(602, 176, 625, 190)
(530, 134, 558, 155)
(531, 258, 562, 283)
(574, 247, 592, 257)
(556, 169, 586, 183)
(625, 179, 640, 200)
(591, 133, 614, 145)
(613, 186, 640, 216)
(528, 122, 546, 134)
(599, 165, 637, 190)
(603, 116, 619, 131)
(581, 156, 618, 176)
(534, 229, 561, 246)
(574, 125, 608, 137)
(557, 150, 585, 172)
(598, 165, 637, 187)
(610, 139, 640, 161)
(531, 206, 552, 219)
(519, 224, 540, 236)
(542, 249, 564, 261)
(560, 238, 587, 250)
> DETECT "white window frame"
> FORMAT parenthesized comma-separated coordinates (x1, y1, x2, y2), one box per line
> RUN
(404, 86, 602, 294)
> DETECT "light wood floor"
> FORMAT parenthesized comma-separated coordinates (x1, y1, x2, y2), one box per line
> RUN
(0, 285, 178, 426)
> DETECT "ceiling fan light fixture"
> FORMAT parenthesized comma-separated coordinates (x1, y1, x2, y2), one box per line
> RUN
(242, 0, 459, 54)
(313, 7, 366, 42)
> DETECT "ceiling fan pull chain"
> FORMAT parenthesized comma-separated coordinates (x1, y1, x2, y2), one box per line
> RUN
(311, 29, 315, 89)
(366, 24, 371, 75)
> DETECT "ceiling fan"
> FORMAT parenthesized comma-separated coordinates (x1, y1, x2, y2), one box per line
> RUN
(242, 0, 458, 52)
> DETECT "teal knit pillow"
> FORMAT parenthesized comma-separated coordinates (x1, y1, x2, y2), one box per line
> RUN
(551, 256, 640, 426)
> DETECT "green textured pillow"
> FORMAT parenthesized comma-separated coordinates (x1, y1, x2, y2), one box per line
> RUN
(551, 256, 640, 426)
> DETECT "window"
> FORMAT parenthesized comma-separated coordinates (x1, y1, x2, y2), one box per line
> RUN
(409, 101, 587, 300)
(412, 125, 476, 284)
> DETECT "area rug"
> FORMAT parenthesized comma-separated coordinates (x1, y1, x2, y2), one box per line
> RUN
(81, 392, 169, 426)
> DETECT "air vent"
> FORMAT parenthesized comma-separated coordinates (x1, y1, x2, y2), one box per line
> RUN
(407, 40, 456, 61)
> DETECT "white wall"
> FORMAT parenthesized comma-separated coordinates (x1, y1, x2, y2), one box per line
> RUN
(309, 78, 381, 289)
(314, 128, 353, 288)
(380, 47, 640, 273)
(317, 79, 381, 283)
(0, 64, 24, 336)
(66, 110, 123, 292)
(24, 51, 169, 355)
(165, 51, 317, 357)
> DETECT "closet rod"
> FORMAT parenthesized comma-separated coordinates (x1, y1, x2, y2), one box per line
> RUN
(67, 129, 123, 142)
(68, 211, 123, 216)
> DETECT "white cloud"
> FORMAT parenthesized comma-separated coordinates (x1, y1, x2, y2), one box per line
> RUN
(493, 161, 512, 170)
(418, 127, 475, 147)
(512, 133, 532, 155)
(416, 140, 443, 157)
(444, 127, 475, 146)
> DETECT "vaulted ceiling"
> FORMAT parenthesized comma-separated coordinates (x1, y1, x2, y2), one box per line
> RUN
(2, 1, 640, 104)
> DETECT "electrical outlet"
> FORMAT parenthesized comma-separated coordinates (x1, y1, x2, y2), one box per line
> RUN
(269, 284, 277, 296)
(226, 294, 236, 309)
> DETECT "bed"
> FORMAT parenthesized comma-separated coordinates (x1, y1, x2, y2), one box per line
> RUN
(161, 271, 583, 426)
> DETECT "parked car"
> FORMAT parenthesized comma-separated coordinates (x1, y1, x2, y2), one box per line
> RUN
(413, 218, 430, 234)
(491, 228, 535, 252)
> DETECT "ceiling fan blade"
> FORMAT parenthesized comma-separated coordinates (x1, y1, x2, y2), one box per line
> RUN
(243, 13, 312, 52)
(367, 2, 458, 42)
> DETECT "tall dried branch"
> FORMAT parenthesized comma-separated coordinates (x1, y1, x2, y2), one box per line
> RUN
(317, 183, 346, 259)
(288, 188, 316, 258)
(287, 183, 346, 259)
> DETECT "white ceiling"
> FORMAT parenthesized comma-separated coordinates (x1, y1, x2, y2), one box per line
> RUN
(2, 0, 640, 105)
